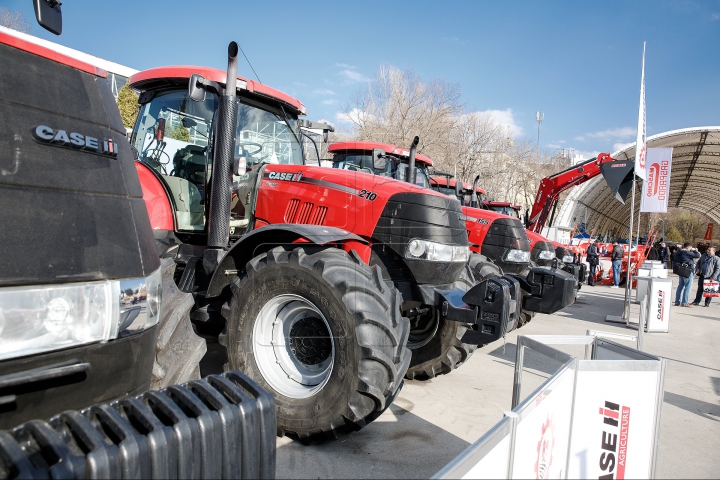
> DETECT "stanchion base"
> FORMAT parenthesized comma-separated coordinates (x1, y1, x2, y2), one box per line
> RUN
(605, 315, 626, 324)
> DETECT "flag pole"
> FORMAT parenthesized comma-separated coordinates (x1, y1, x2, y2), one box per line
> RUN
(607, 41, 646, 326)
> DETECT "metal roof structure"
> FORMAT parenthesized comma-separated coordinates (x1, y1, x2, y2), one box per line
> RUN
(554, 126, 720, 238)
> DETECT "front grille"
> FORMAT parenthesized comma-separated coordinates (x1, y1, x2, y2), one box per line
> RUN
(481, 218, 531, 275)
(284, 199, 326, 225)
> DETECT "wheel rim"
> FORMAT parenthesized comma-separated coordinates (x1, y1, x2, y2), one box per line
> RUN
(407, 307, 439, 350)
(252, 294, 334, 399)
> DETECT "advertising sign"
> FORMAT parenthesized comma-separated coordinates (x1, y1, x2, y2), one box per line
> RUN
(511, 365, 575, 479)
(645, 278, 672, 332)
(634, 43, 647, 181)
(568, 366, 661, 479)
(640, 148, 672, 213)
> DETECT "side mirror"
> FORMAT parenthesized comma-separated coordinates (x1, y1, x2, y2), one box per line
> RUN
(34, 0, 62, 36)
(181, 117, 197, 128)
(455, 181, 462, 199)
(372, 148, 387, 170)
(188, 74, 207, 103)
(155, 118, 166, 142)
(233, 156, 247, 176)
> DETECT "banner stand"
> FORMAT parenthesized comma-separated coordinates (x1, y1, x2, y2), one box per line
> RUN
(434, 333, 666, 479)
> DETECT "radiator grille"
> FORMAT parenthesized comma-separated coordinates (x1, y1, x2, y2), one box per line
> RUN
(284, 199, 300, 222)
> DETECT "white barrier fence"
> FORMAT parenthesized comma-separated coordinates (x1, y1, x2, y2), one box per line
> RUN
(434, 334, 666, 479)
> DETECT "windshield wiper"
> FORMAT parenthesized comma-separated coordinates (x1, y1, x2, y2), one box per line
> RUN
(278, 104, 301, 145)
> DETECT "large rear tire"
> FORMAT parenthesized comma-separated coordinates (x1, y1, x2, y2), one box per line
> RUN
(150, 257, 207, 390)
(405, 265, 477, 380)
(222, 246, 411, 439)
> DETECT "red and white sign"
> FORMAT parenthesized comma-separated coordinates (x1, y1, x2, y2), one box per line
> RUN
(568, 369, 661, 479)
(512, 367, 575, 479)
(645, 278, 672, 332)
(640, 148, 672, 213)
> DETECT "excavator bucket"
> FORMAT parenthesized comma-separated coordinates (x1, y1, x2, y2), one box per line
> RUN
(600, 160, 635, 203)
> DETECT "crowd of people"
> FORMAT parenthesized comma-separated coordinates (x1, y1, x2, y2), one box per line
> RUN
(583, 240, 720, 307)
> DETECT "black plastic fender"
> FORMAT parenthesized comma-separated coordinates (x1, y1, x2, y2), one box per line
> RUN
(206, 224, 367, 297)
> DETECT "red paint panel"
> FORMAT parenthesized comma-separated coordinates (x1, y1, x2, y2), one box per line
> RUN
(135, 161, 174, 231)
(0, 31, 107, 77)
(129, 66, 305, 115)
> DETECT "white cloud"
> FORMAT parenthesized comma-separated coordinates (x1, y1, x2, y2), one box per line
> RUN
(575, 136, 586, 141)
(479, 108, 524, 137)
(335, 108, 372, 125)
(338, 69, 369, 84)
(293, 81, 307, 87)
(557, 140, 566, 144)
(334, 63, 355, 69)
(711, 12, 720, 21)
(585, 126, 635, 139)
(613, 142, 632, 152)
(547, 143, 563, 149)
(322, 99, 336, 105)
(574, 149, 601, 161)
(313, 88, 336, 96)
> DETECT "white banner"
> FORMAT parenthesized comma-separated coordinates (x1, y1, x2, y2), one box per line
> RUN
(640, 148, 672, 212)
(568, 367, 661, 479)
(634, 43, 647, 181)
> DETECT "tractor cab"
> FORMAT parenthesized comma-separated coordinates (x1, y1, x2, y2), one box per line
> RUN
(130, 66, 305, 238)
(429, 173, 474, 206)
(485, 201, 521, 219)
(329, 141, 432, 188)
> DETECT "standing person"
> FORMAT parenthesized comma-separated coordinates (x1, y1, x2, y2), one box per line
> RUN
(674, 243, 701, 307)
(692, 247, 720, 307)
(658, 242, 669, 269)
(611, 241, 624, 289)
(586, 240, 599, 286)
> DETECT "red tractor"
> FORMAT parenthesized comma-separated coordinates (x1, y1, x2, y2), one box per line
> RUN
(328, 141, 577, 327)
(129, 45, 519, 437)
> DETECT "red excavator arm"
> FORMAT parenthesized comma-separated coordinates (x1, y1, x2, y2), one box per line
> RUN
(527, 152, 615, 233)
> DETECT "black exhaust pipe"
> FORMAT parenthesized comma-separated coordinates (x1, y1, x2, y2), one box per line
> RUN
(471, 174, 481, 208)
(406, 136, 419, 185)
(204, 42, 240, 274)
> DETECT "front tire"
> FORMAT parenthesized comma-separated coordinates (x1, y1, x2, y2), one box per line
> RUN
(405, 264, 477, 380)
(222, 246, 411, 439)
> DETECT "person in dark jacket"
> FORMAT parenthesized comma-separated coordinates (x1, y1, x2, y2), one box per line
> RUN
(658, 242, 670, 268)
(611, 241, 624, 288)
(586, 240, 599, 286)
(691, 247, 720, 307)
(675, 242, 701, 307)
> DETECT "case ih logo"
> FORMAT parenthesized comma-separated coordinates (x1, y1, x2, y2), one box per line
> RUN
(599, 400, 630, 479)
(32, 125, 117, 157)
(266, 171, 303, 182)
(656, 290, 665, 322)
(645, 161, 669, 200)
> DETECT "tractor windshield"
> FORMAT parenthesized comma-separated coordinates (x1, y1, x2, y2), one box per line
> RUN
(332, 153, 430, 188)
(131, 88, 302, 231)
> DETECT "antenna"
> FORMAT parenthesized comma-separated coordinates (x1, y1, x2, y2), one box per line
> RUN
(535, 111, 544, 159)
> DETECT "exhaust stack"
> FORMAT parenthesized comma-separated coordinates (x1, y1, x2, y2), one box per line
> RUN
(406, 136, 419, 185)
(471, 174, 481, 208)
(204, 42, 240, 273)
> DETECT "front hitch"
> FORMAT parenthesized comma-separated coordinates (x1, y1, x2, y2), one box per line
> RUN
(435, 275, 521, 345)
(513, 266, 576, 314)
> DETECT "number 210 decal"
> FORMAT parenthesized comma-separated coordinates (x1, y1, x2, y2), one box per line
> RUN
(358, 189, 377, 201)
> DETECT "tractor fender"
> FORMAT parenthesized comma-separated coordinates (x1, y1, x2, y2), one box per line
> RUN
(206, 224, 367, 297)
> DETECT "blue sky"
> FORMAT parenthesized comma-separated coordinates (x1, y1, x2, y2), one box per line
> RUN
(6, 0, 719, 159)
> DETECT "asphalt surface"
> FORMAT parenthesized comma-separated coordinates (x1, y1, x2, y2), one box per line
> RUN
(200, 273, 720, 478)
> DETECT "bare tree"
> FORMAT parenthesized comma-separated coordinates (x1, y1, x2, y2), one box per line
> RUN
(0, 8, 31, 33)
(339, 64, 571, 210)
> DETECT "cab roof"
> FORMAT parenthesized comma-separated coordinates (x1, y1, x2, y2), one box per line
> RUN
(328, 141, 433, 166)
(129, 66, 306, 116)
(429, 175, 471, 190)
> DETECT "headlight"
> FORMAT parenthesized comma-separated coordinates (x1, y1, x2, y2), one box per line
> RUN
(505, 249, 531, 263)
(0, 267, 162, 361)
(405, 239, 469, 262)
(538, 250, 556, 260)
(562, 254, 575, 263)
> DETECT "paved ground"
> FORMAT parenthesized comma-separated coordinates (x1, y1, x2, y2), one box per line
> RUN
(201, 274, 720, 478)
